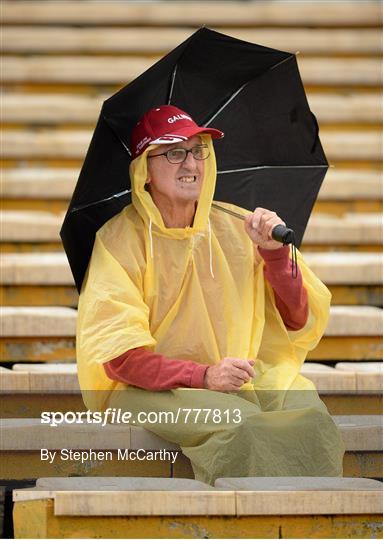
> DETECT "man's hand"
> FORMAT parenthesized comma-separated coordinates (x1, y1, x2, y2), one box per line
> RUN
(204, 358, 256, 392)
(244, 207, 285, 250)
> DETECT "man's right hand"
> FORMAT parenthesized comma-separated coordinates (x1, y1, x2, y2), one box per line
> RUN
(204, 358, 256, 392)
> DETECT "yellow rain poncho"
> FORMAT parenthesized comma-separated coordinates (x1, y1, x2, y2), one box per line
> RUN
(77, 136, 345, 483)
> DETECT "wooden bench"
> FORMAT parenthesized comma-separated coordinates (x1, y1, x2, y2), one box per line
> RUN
(1, 416, 382, 481)
(11, 476, 383, 538)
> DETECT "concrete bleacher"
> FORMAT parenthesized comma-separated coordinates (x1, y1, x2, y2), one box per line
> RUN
(11, 477, 383, 538)
(1, 0, 382, 538)
(1, 415, 382, 480)
(1, 361, 382, 417)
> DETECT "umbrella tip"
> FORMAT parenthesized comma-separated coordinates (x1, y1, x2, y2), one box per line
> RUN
(295, 50, 301, 55)
(329, 164, 336, 168)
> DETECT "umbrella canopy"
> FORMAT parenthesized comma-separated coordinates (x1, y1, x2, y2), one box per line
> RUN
(60, 27, 328, 293)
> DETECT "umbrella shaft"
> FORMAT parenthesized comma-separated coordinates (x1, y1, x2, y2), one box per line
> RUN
(211, 203, 246, 221)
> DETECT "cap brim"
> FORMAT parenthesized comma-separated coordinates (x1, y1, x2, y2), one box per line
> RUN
(152, 126, 224, 145)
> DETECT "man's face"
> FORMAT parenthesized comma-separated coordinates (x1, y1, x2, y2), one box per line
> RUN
(146, 135, 205, 207)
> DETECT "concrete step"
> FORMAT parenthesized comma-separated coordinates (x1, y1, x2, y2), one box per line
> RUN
(3, 27, 382, 55)
(11, 478, 383, 539)
(1, 252, 382, 286)
(1, 306, 382, 338)
(1, 361, 381, 394)
(1, 417, 382, 485)
(2, 128, 381, 160)
(1, 211, 381, 245)
(2, 282, 381, 309)
(2, 415, 381, 453)
(3, 92, 382, 124)
(2, 168, 381, 201)
(1, 362, 382, 416)
(3, 1, 380, 26)
(2, 56, 382, 85)
(0, 306, 382, 365)
(304, 213, 382, 244)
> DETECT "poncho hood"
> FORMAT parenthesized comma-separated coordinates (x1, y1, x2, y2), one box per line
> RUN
(129, 135, 216, 240)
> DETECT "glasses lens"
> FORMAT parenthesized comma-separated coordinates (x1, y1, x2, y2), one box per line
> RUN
(192, 145, 209, 160)
(166, 149, 186, 163)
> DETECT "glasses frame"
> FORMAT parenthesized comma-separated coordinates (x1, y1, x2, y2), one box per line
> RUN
(147, 144, 209, 164)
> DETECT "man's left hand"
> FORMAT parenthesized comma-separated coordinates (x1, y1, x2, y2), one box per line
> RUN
(244, 207, 286, 250)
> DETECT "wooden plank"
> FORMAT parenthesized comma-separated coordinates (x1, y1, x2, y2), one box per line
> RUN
(2, 56, 382, 85)
(3, 27, 382, 54)
(2, 1, 381, 25)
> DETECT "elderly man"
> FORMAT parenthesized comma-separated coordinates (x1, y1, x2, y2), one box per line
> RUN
(76, 105, 344, 485)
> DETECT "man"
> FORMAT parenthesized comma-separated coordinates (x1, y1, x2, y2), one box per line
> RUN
(76, 105, 344, 484)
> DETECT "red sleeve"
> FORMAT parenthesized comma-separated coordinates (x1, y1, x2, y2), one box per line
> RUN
(258, 245, 309, 331)
(103, 347, 209, 391)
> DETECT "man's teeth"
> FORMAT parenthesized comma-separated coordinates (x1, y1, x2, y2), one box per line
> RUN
(178, 176, 196, 183)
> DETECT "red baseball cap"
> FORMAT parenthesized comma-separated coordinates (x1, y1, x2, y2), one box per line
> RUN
(130, 105, 224, 158)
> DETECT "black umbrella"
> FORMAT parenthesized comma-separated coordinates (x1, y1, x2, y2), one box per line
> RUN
(61, 27, 328, 293)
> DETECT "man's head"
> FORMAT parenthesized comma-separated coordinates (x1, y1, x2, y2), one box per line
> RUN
(131, 105, 224, 212)
(130, 105, 223, 159)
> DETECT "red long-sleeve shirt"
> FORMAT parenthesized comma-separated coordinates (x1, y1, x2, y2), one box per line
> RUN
(103, 245, 308, 390)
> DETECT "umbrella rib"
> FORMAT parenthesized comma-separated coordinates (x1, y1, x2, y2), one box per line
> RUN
(217, 165, 328, 174)
(167, 64, 178, 105)
(204, 54, 295, 127)
(70, 189, 132, 213)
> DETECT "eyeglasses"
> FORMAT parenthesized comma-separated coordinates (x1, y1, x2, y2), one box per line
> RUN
(147, 144, 209, 164)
